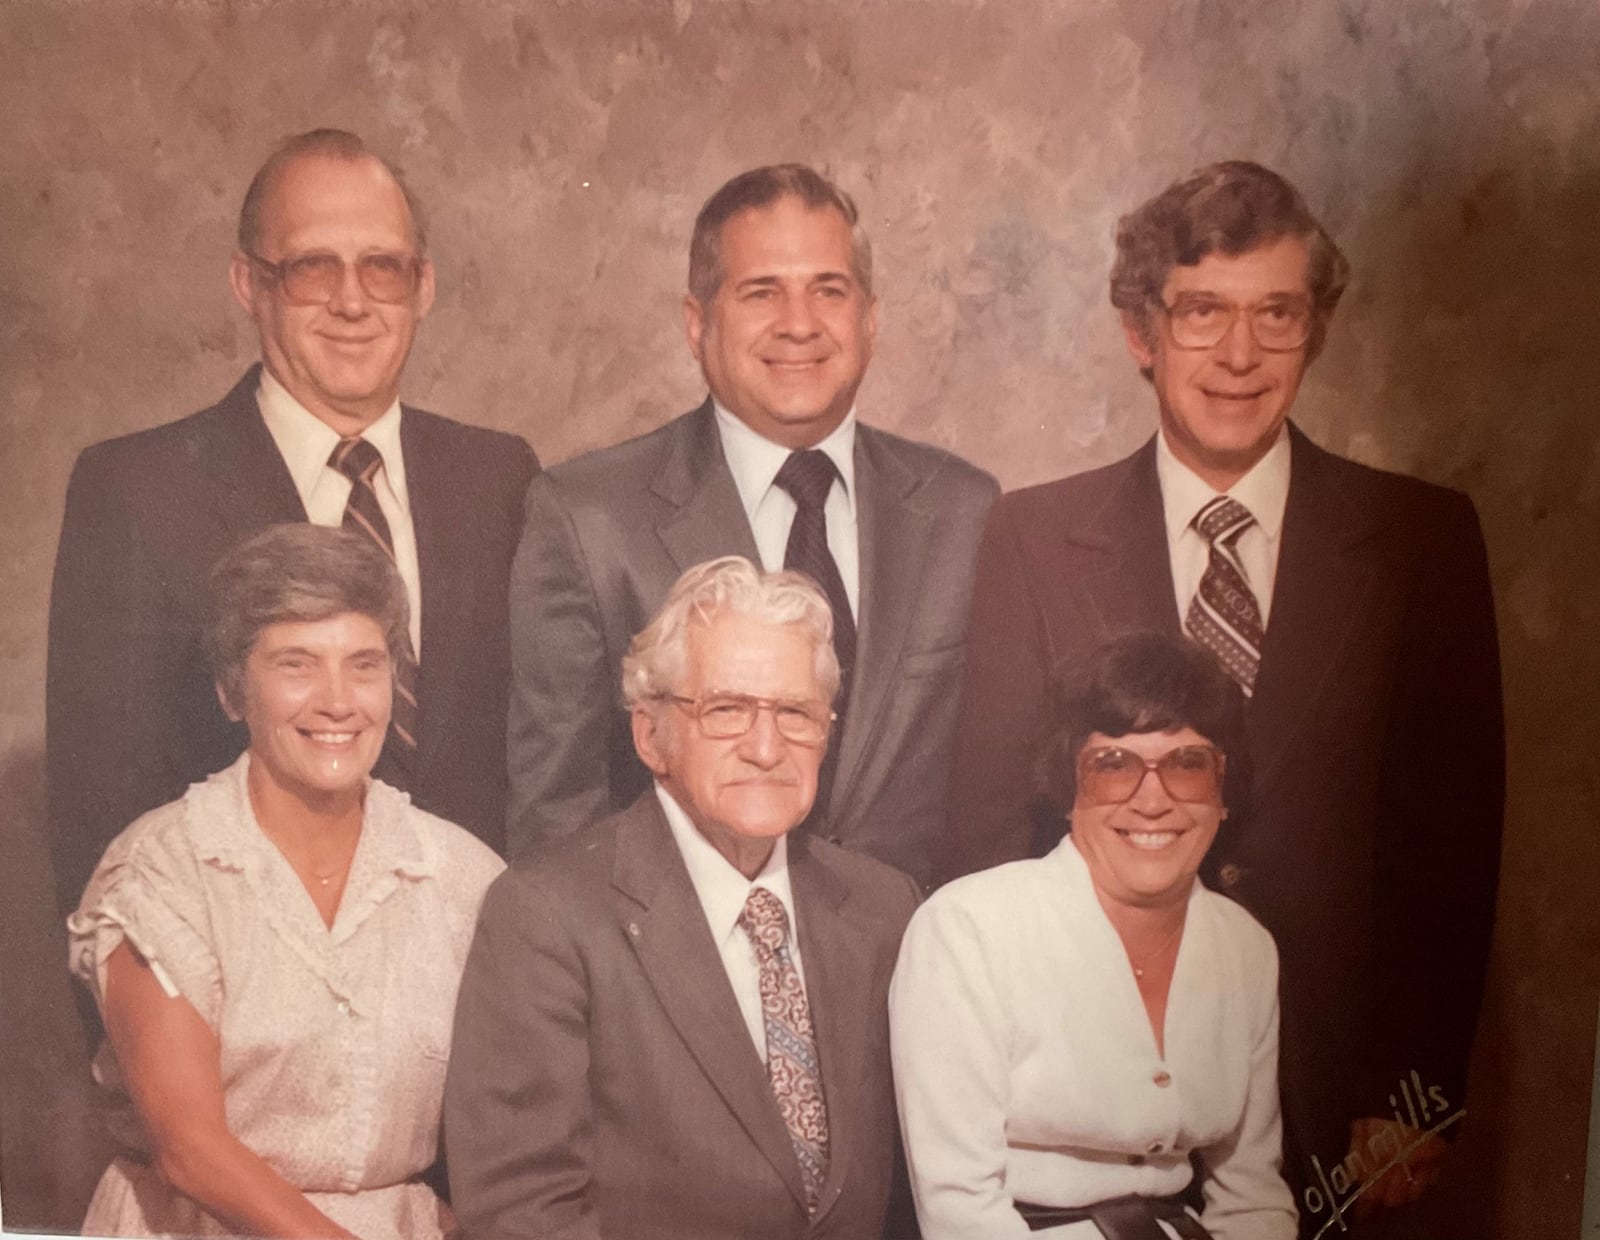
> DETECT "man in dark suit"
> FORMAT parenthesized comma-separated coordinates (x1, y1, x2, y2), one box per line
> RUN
(943, 162, 1503, 1233)
(47, 129, 536, 911)
(506, 163, 997, 885)
(447, 557, 919, 1240)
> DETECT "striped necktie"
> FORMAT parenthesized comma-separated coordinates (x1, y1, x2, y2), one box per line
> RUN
(738, 886, 830, 1213)
(1184, 495, 1264, 695)
(329, 437, 420, 756)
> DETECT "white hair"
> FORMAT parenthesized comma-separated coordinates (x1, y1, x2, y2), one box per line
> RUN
(621, 556, 840, 710)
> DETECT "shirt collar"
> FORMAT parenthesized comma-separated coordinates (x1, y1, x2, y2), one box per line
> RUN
(1155, 423, 1291, 542)
(256, 368, 408, 510)
(654, 781, 795, 946)
(711, 398, 858, 523)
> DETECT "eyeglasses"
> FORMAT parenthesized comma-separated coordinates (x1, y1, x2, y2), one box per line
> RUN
(660, 692, 836, 746)
(1075, 744, 1225, 805)
(1158, 294, 1312, 352)
(246, 250, 424, 305)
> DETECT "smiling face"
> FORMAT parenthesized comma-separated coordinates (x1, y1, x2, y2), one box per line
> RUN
(226, 612, 392, 813)
(1069, 727, 1225, 912)
(683, 196, 877, 449)
(632, 609, 825, 877)
(229, 152, 435, 435)
(1124, 235, 1313, 491)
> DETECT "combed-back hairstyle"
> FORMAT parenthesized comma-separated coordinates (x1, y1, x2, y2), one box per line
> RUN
(1109, 160, 1349, 361)
(237, 128, 428, 256)
(621, 555, 841, 714)
(206, 523, 410, 712)
(1037, 631, 1245, 813)
(688, 163, 873, 305)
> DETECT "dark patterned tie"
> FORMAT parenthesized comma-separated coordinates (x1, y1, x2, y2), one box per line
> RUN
(1184, 496, 1264, 696)
(329, 437, 420, 756)
(773, 450, 856, 692)
(738, 886, 829, 1213)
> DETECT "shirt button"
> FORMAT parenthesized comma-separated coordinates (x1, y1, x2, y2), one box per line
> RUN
(336, 999, 351, 1015)
(1146, 1140, 1164, 1155)
(1153, 1070, 1172, 1088)
(1218, 862, 1242, 889)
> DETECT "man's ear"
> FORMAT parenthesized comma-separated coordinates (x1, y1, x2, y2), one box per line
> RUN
(683, 295, 707, 364)
(228, 251, 257, 317)
(414, 258, 437, 319)
(631, 706, 670, 777)
(1121, 310, 1156, 371)
(215, 680, 243, 723)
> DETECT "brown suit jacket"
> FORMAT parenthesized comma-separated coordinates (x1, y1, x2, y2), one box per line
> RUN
(444, 793, 921, 1240)
(942, 427, 1504, 1218)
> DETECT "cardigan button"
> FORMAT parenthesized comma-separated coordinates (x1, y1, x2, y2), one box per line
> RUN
(1153, 1070, 1172, 1088)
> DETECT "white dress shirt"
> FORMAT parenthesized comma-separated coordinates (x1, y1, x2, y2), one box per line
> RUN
(655, 783, 807, 1063)
(257, 369, 423, 655)
(890, 837, 1296, 1240)
(1156, 426, 1291, 629)
(712, 401, 860, 618)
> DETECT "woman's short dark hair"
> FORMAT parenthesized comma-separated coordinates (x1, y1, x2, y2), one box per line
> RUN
(1038, 631, 1245, 812)
(206, 524, 410, 711)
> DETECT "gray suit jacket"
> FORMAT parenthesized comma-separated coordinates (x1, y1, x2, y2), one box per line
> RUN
(443, 795, 921, 1240)
(506, 401, 997, 884)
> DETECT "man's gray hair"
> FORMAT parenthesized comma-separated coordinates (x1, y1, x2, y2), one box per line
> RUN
(621, 556, 841, 710)
(237, 128, 428, 257)
(687, 163, 873, 306)
(206, 523, 410, 712)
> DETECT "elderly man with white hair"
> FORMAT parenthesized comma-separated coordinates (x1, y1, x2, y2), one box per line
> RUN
(445, 556, 919, 1240)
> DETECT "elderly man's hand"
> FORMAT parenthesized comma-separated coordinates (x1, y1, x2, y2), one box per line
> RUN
(1348, 1117, 1448, 1216)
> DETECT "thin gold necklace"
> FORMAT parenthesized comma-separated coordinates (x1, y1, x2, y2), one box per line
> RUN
(1126, 917, 1186, 979)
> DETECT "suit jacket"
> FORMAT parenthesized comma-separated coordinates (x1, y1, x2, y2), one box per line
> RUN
(506, 401, 997, 884)
(443, 794, 921, 1240)
(942, 426, 1504, 1211)
(46, 366, 537, 910)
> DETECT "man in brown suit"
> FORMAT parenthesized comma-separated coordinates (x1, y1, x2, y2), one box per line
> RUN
(446, 557, 918, 1240)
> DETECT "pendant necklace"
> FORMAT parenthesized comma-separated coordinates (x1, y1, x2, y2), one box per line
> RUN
(1127, 917, 1186, 979)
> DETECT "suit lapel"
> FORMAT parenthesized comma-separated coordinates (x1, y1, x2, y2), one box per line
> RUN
(194, 366, 307, 535)
(829, 429, 935, 812)
(611, 798, 811, 1211)
(653, 401, 763, 573)
(788, 834, 875, 1223)
(1069, 439, 1182, 641)
(1247, 428, 1386, 800)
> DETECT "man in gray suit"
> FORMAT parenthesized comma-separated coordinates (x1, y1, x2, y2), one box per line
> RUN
(506, 163, 997, 884)
(447, 557, 919, 1240)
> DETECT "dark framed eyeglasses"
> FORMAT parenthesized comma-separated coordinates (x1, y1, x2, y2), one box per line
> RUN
(1158, 294, 1313, 352)
(660, 692, 835, 746)
(1075, 744, 1225, 805)
(246, 250, 424, 305)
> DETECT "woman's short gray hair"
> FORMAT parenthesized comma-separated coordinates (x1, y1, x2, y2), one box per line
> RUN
(206, 524, 410, 711)
(621, 556, 841, 710)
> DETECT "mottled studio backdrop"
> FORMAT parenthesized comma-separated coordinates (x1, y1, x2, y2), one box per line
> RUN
(3, 1, 1598, 1236)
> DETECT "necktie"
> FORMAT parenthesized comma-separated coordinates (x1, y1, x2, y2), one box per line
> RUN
(1184, 496, 1264, 696)
(737, 886, 829, 1213)
(773, 450, 856, 693)
(329, 438, 420, 756)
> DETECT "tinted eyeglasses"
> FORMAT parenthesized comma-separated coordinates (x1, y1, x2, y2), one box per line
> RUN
(661, 692, 835, 746)
(246, 250, 424, 305)
(1158, 294, 1312, 352)
(1075, 744, 1225, 805)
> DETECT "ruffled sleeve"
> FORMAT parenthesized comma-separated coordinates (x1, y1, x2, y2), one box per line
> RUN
(68, 801, 225, 1030)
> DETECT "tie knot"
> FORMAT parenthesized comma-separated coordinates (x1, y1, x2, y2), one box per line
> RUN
(1193, 496, 1256, 545)
(738, 886, 791, 956)
(774, 450, 840, 512)
(330, 437, 384, 484)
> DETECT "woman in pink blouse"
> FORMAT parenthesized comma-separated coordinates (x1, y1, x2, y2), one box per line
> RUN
(69, 525, 503, 1240)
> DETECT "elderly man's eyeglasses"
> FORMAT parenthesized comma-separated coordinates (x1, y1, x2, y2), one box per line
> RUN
(246, 250, 424, 306)
(1076, 744, 1225, 805)
(660, 692, 836, 746)
(1158, 294, 1313, 352)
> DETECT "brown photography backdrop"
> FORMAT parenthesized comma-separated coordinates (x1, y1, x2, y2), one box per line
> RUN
(2, 1, 1598, 1236)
